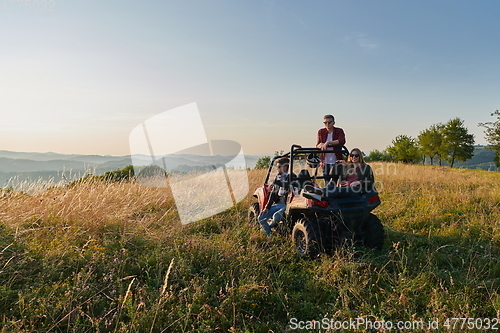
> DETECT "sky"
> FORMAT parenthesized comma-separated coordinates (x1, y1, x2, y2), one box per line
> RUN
(1, 0, 499, 156)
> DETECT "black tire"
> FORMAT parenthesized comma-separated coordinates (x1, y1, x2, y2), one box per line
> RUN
(275, 218, 292, 237)
(292, 219, 322, 259)
(248, 202, 260, 226)
(363, 213, 384, 249)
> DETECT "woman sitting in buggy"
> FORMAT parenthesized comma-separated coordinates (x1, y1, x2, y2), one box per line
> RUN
(303, 147, 374, 200)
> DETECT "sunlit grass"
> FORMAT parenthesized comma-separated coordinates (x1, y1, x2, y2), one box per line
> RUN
(1, 164, 500, 332)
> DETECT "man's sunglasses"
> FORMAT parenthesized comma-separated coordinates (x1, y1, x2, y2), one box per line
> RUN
(323, 120, 333, 124)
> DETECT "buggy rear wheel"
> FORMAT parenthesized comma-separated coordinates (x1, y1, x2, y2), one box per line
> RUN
(292, 219, 322, 259)
(363, 213, 384, 249)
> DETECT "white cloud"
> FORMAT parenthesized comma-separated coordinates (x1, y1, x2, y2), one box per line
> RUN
(356, 34, 378, 50)
(342, 33, 379, 51)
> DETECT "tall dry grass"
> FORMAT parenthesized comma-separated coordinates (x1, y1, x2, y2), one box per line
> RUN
(1, 164, 500, 332)
(375, 163, 500, 239)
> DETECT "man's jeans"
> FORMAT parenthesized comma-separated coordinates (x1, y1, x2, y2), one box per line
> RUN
(258, 203, 286, 235)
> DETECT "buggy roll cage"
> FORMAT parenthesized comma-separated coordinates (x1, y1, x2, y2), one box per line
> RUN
(263, 144, 350, 186)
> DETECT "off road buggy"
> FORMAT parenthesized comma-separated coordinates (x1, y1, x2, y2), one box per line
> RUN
(248, 145, 384, 258)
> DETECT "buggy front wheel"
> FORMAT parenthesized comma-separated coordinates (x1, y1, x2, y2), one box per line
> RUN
(292, 219, 322, 259)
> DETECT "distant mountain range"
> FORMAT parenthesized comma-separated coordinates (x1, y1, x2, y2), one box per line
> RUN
(441, 146, 499, 171)
(0, 150, 264, 188)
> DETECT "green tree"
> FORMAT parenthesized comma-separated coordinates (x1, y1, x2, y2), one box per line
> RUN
(254, 156, 271, 169)
(387, 135, 421, 163)
(479, 110, 500, 167)
(254, 150, 285, 170)
(365, 149, 391, 162)
(417, 123, 445, 165)
(100, 165, 135, 181)
(69, 165, 136, 186)
(442, 118, 475, 168)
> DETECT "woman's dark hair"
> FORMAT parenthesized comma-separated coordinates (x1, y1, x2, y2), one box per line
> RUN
(276, 157, 289, 166)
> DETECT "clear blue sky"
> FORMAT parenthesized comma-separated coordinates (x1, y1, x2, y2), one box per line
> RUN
(1, 0, 498, 156)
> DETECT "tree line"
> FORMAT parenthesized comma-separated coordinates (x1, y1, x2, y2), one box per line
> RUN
(368, 117, 474, 167)
(367, 111, 500, 168)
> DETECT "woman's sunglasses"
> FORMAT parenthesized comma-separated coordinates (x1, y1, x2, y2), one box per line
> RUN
(350, 154, 360, 157)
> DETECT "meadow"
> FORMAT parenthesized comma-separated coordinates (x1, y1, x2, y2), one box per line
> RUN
(1, 163, 500, 332)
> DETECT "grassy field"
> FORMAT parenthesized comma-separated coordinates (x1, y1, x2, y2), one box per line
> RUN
(1, 163, 500, 332)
